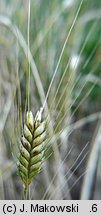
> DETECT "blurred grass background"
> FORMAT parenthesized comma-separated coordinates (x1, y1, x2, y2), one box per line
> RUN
(0, 0, 101, 200)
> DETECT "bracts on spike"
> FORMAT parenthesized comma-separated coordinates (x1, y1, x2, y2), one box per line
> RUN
(18, 108, 47, 197)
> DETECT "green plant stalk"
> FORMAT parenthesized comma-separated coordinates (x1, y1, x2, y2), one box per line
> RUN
(27, 0, 31, 112)
(24, 185, 30, 200)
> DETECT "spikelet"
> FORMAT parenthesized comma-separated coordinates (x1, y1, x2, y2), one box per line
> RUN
(18, 108, 47, 189)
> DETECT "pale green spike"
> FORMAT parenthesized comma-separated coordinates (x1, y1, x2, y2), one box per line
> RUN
(19, 154, 29, 169)
(30, 162, 42, 172)
(31, 142, 45, 155)
(18, 108, 47, 189)
(30, 152, 43, 165)
(33, 131, 47, 147)
(24, 124, 33, 143)
(34, 121, 46, 138)
(26, 111, 34, 133)
(20, 146, 30, 161)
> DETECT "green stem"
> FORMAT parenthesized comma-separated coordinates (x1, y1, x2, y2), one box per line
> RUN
(23, 186, 30, 200)
(27, 0, 31, 112)
(23, 186, 27, 200)
(27, 186, 30, 200)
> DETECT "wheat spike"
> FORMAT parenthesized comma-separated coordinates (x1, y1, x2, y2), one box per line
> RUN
(18, 108, 47, 189)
